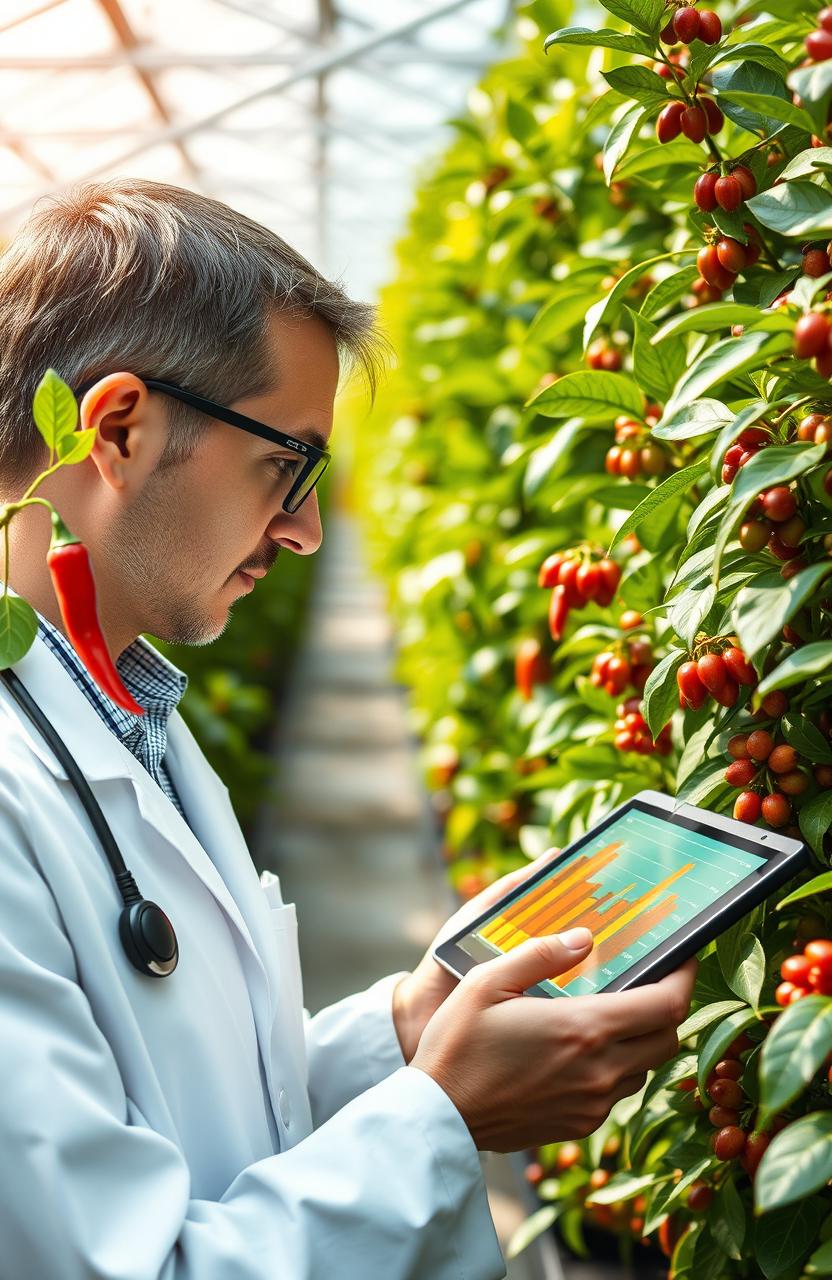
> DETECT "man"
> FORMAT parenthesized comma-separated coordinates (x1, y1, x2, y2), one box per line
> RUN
(0, 178, 696, 1278)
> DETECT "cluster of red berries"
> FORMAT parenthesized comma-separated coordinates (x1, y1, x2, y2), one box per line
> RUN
(613, 696, 673, 755)
(605, 411, 667, 478)
(660, 4, 722, 44)
(677, 644, 756, 710)
(539, 550, 622, 641)
(738, 485, 807, 569)
(514, 637, 551, 701)
(586, 338, 622, 370)
(655, 48, 689, 81)
(720, 424, 769, 483)
(796, 413, 832, 497)
(591, 636, 654, 695)
(794, 311, 832, 379)
(775, 937, 832, 1003)
(694, 165, 756, 213)
(526, 1140, 649, 1242)
(657, 96, 723, 144)
(696, 226, 761, 292)
(806, 6, 832, 60)
(725, 726, 812, 828)
(678, 1031, 782, 1176)
(802, 241, 832, 277)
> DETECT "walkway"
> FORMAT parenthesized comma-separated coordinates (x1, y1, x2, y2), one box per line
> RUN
(253, 499, 561, 1280)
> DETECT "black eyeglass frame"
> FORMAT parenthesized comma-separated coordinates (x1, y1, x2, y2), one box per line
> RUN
(75, 376, 331, 514)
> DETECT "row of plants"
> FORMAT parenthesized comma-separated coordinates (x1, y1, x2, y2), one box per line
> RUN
(357, 0, 832, 1273)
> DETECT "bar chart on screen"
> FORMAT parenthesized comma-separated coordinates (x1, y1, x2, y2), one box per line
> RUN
(467, 809, 765, 995)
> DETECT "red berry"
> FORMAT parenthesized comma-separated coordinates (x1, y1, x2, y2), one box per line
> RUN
(804, 938, 832, 967)
(760, 690, 788, 717)
(739, 426, 768, 447)
(795, 313, 831, 358)
(781, 953, 812, 986)
(698, 10, 722, 42)
(734, 791, 762, 823)
(714, 1059, 743, 1081)
(723, 646, 756, 686)
(739, 520, 771, 552)
(746, 728, 774, 760)
(768, 744, 798, 773)
(674, 5, 701, 41)
(762, 486, 797, 523)
(576, 562, 602, 601)
(698, 244, 736, 290)
(775, 980, 796, 1006)
(807, 28, 832, 60)
(694, 172, 718, 211)
(732, 166, 757, 200)
(713, 1126, 746, 1160)
(709, 1078, 743, 1108)
(715, 677, 739, 708)
(681, 105, 707, 143)
(820, 6, 832, 31)
(660, 16, 678, 42)
(808, 963, 832, 994)
(742, 1131, 770, 1177)
(715, 175, 742, 211)
(815, 764, 832, 787)
(596, 558, 621, 606)
(687, 1181, 713, 1211)
(702, 97, 724, 133)
(717, 237, 747, 274)
(726, 758, 757, 787)
(804, 247, 831, 277)
(725, 443, 745, 467)
(697, 652, 727, 695)
(728, 733, 749, 759)
(762, 792, 791, 827)
(678, 661, 707, 709)
(657, 101, 686, 143)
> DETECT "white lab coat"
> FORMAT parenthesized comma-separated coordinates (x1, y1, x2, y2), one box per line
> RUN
(0, 633, 504, 1279)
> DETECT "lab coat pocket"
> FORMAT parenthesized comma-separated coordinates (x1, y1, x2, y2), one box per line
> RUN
(266, 901, 312, 1141)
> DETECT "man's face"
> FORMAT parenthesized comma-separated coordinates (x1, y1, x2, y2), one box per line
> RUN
(110, 309, 337, 646)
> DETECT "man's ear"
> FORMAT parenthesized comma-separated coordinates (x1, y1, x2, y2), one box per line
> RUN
(81, 373, 166, 491)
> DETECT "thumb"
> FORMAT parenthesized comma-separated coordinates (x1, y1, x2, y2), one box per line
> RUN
(480, 927, 594, 997)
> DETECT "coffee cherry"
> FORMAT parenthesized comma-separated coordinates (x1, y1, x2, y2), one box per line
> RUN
(779, 769, 809, 795)
(660, 16, 679, 41)
(698, 244, 737, 290)
(681, 105, 707, 143)
(746, 728, 774, 760)
(596, 558, 621, 606)
(687, 1181, 713, 1211)
(715, 677, 739, 708)
(779, 515, 806, 548)
(741, 1131, 771, 1177)
(734, 791, 762, 822)
(640, 444, 667, 475)
(803, 247, 831, 276)
(525, 1161, 545, 1185)
(726, 758, 757, 787)
(815, 764, 832, 787)
(697, 652, 728, 696)
(762, 486, 797, 522)
(673, 5, 701, 41)
(781, 952, 812, 985)
(694, 172, 718, 211)
(769, 533, 802, 562)
(760, 690, 788, 717)
(678, 661, 707, 709)
(739, 520, 771, 553)
(768, 744, 797, 773)
(556, 1141, 582, 1170)
(714, 1058, 743, 1081)
(723, 646, 757, 686)
(708, 1104, 739, 1128)
(807, 29, 832, 61)
(820, 6, 832, 31)
(702, 98, 724, 133)
(795, 313, 831, 358)
(716, 237, 747, 274)
(657, 100, 686, 143)
(698, 10, 722, 42)
(775, 980, 797, 1006)
(709, 1077, 743, 1108)
(576, 562, 602, 601)
(728, 733, 749, 759)
(715, 175, 742, 211)
(762, 791, 791, 827)
(713, 1126, 746, 1160)
(732, 166, 757, 200)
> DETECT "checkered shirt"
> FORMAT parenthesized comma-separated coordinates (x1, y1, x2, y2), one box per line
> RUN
(37, 614, 189, 820)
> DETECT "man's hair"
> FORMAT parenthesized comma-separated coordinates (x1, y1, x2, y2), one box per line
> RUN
(0, 177, 391, 490)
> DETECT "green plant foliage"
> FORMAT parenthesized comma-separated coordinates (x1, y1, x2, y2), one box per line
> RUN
(358, 0, 832, 1270)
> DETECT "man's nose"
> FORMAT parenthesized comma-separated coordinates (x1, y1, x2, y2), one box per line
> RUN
(267, 490, 323, 555)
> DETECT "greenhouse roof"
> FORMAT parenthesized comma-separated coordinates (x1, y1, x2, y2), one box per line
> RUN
(0, 0, 515, 298)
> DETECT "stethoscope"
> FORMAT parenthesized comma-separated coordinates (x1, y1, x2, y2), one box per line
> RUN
(0, 666, 179, 978)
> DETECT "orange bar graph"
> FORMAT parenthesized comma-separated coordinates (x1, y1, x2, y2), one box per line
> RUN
(482, 842, 622, 944)
(553, 893, 678, 988)
(501, 895, 597, 950)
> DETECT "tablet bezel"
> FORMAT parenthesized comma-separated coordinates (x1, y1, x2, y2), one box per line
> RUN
(433, 789, 811, 997)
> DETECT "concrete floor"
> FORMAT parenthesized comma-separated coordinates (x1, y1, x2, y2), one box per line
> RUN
(253, 505, 563, 1280)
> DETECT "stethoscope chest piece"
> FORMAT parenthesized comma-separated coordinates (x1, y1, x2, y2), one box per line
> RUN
(119, 900, 179, 977)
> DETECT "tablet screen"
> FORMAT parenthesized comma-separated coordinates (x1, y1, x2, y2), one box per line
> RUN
(455, 805, 768, 996)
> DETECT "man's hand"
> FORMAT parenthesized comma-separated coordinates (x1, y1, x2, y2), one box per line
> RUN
(392, 852, 561, 1063)
(411, 934, 698, 1152)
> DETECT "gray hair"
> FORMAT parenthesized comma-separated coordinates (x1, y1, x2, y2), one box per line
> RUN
(0, 176, 392, 489)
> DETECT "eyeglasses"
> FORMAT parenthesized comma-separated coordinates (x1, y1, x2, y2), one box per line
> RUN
(75, 376, 331, 514)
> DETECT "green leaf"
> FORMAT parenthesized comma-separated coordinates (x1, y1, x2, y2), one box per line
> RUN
(716, 90, 815, 133)
(789, 61, 832, 135)
(506, 99, 537, 146)
(777, 871, 832, 910)
(717, 928, 765, 1009)
(674, 755, 729, 807)
(806, 1237, 832, 1275)
(758, 996, 832, 1124)
(677, 998, 746, 1040)
(640, 265, 699, 321)
(757, 642, 832, 696)
(55, 427, 97, 466)
(602, 65, 669, 107)
(0, 595, 38, 669)
(661, 332, 792, 423)
(781, 711, 832, 764)
(506, 1204, 560, 1258)
(754, 1198, 827, 1277)
(583, 252, 687, 350)
(32, 368, 78, 451)
(585, 1170, 667, 1204)
(755, 1112, 832, 1212)
(604, 104, 647, 183)
(652, 398, 734, 441)
(597, 0, 664, 36)
(778, 146, 832, 182)
(651, 302, 791, 345)
(544, 25, 654, 53)
(798, 789, 832, 857)
(746, 181, 832, 238)
(710, 41, 789, 77)
(697, 1006, 758, 1099)
(668, 580, 716, 649)
(711, 61, 797, 137)
(732, 564, 832, 659)
(642, 648, 686, 738)
(609, 461, 708, 553)
(711, 1176, 746, 1262)
(630, 307, 685, 403)
(526, 371, 644, 420)
(523, 420, 594, 498)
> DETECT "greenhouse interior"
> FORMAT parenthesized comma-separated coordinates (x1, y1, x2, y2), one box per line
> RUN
(0, 0, 831, 1277)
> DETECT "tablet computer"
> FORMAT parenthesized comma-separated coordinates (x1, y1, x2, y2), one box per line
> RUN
(434, 789, 810, 997)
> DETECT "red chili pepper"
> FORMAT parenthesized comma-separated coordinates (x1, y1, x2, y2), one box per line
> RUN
(46, 512, 145, 716)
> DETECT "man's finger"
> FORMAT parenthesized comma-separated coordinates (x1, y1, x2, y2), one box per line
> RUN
(471, 928, 594, 997)
(579, 956, 699, 1037)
